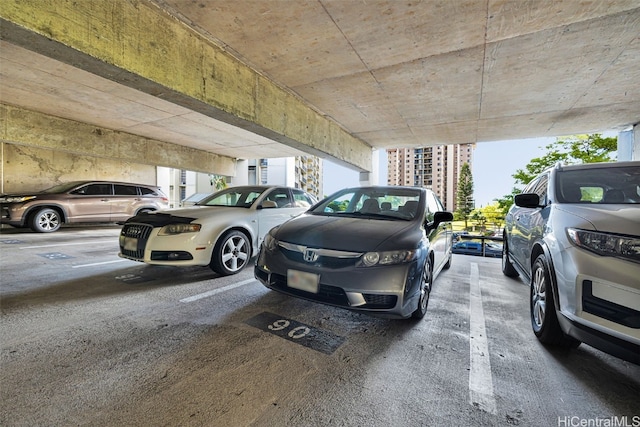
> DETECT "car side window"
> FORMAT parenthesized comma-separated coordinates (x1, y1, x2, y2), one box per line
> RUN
(264, 188, 292, 208)
(73, 183, 112, 196)
(292, 189, 313, 208)
(531, 174, 549, 205)
(139, 187, 158, 196)
(522, 174, 548, 205)
(114, 184, 138, 196)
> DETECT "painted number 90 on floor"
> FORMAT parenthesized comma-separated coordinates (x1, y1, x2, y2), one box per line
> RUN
(245, 312, 345, 355)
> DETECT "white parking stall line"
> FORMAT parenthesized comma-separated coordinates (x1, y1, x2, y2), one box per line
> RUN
(468, 262, 497, 415)
(72, 259, 130, 269)
(180, 278, 257, 303)
(20, 240, 116, 249)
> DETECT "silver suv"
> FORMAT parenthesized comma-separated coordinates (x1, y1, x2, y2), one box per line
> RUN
(1, 181, 169, 232)
(502, 161, 639, 364)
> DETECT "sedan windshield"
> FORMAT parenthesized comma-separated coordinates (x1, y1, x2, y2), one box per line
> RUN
(556, 166, 640, 204)
(311, 187, 422, 220)
(198, 187, 266, 208)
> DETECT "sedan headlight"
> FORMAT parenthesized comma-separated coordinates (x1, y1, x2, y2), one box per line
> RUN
(360, 249, 417, 267)
(263, 232, 279, 251)
(158, 223, 201, 235)
(0, 196, 36, 203)
(567, 228, 640, 263)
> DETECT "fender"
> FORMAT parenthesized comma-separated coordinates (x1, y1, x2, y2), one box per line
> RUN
(534, 241, 563, 312)
(23, 203, 69, 225)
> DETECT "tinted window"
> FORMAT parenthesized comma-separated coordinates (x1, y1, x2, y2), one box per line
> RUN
(200, 187, 266, 208)
(139, 187, 159, 196)
(311, 187, 421, 220)
(74, 184, 112, 196)
(556, 166, 640, 204)
(523, 174, 548, 205)
(114, 184, 138, 196)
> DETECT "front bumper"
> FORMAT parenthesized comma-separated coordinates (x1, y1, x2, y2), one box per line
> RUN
(118, 223, 213, 266)
(254, 245, 423, 319)
(553, 245, 640, 360)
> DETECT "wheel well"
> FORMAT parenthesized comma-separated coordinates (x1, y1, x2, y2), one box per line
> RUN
(530, 243, 545, 269)
(530, 243, 562, 310)
(26, 205, 66, 224)
(135, 207, 156, 215)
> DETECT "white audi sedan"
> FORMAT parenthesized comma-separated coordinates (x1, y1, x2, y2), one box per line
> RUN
(119, 186, 317, 275)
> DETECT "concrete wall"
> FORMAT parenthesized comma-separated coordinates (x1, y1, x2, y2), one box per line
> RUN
(0, 103, 237, 193)
(1, 143, 157, 193)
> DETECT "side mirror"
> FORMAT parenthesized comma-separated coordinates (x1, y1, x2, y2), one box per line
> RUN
(429, 211, 453, 229)
(514, 193, 541, 208)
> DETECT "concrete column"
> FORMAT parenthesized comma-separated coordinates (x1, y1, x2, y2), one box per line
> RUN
(634, 124, 639, 161)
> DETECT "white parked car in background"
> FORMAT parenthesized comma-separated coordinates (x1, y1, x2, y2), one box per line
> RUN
(119, 186, 317, 275)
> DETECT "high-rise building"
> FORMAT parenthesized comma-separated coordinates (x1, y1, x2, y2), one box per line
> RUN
(251, 156, 323, 198)
(386, 144, 475, 211)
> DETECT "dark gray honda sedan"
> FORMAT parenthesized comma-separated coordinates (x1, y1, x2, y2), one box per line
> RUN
(255, 186, 453, 320)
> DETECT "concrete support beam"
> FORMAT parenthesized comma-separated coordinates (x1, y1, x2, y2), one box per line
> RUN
(0, 0, 372, 172)
(0, 104, 236, 175)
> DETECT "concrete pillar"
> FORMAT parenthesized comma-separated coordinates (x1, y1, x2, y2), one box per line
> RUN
(634, 124, 639, 161)
(618, 130, 633, 161)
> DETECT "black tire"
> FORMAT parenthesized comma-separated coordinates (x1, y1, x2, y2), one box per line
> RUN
(210, 230, 250, 276)
(30, 208, 62, 232)
(530, 254, 580, 348)
(411, 257, 432, 319)
(501, 237, 519, 277)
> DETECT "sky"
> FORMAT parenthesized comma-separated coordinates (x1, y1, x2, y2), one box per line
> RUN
(322, 137, 554, 206)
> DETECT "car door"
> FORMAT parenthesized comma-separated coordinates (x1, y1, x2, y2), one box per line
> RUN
(511, 174, 549, 272)
(66, 183, 113, 221)
(426, 192, 451, 271)
(110, 184, 140, 221)
(256, 188, 305, 247)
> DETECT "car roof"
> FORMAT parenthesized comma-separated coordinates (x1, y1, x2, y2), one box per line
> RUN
(338, 185, 427, 193)
(65, 180, 160, 187)
(552, 160, 640, 173)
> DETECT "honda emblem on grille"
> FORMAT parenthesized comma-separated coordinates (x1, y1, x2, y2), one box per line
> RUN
(303, 248, 319, 263)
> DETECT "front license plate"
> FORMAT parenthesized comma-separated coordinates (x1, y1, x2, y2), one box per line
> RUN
(287, 269, 319, 294)
(123, 237, 138, 251)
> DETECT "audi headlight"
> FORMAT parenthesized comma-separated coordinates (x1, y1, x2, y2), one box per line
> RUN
(360, 250, 417, 267)
(158, 223, 201, 235)
(0, 196, 36, 203)
(567, 228, 640, 263)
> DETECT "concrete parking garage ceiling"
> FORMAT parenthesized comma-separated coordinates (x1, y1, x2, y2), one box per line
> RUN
(1, 1, 639, 169)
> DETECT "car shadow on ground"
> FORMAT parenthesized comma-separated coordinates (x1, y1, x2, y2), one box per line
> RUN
(0, 263, 225, 311)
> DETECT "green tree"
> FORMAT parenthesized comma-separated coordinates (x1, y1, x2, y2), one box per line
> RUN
(513, 134, 617, 185)
(497, 133, 617, 212)
(455, 162, 474, 229)
(476, 203, 505, 231)
(210, 174, 227, 191)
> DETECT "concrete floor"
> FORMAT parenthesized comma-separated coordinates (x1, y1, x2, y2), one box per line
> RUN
(1, 225, 639, 426)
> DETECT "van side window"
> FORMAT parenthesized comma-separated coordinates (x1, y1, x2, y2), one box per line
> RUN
(114, 185, 138, 195)
(74, 184, 112, 195)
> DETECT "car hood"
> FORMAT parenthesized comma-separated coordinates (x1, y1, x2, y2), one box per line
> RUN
(556, 205, 640, 235)
(272, 214, 420, 252)
(126, 206, 251, 226)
